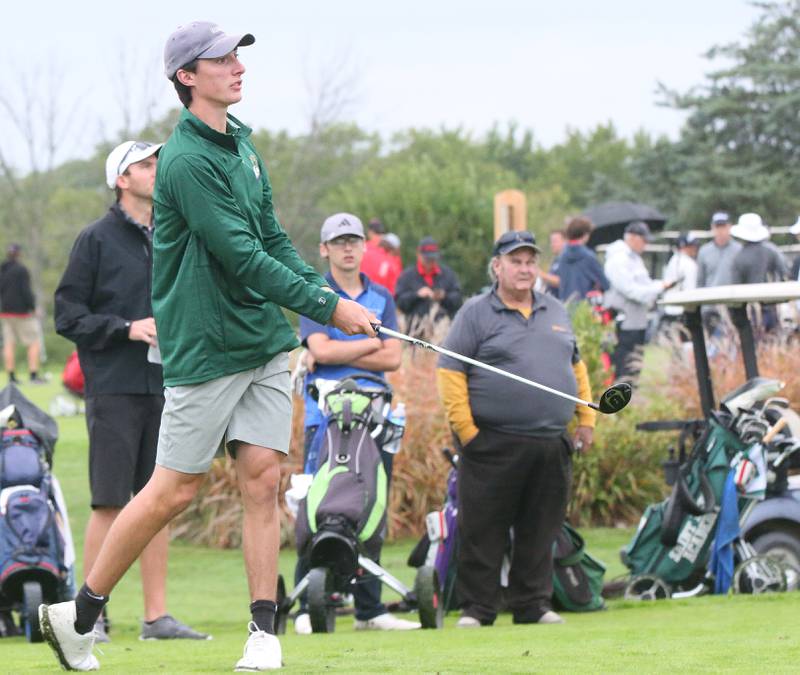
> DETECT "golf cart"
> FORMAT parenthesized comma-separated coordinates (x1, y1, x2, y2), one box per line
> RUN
(621, 282, 800, 598)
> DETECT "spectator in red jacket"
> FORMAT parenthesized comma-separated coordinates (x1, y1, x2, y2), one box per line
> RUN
(360, 218, 390, 286)
(376, 232, 403, 295)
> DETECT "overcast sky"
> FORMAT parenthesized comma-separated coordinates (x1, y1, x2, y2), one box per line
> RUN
(3, 0, 761, 172)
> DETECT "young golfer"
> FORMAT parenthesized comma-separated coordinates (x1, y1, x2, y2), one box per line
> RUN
(40, 21, 375, 672)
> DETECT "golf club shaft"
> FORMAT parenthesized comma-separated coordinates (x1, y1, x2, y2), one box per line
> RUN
(375, 325, 599, 410)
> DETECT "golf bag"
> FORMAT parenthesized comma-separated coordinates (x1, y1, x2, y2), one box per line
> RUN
(409, 451, 606, 613)
(0, 384, 75, 642)
(621, 416, 744, 589)
(295, 377, 399, 572)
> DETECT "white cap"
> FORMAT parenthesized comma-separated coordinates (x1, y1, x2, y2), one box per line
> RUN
(790, 216, 800, 236)
(320, 213, 365, 243)
(105, 141, 162, 189)
(730, 213, 769, 243)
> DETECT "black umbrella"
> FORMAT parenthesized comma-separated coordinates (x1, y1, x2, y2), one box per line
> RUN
(584, 201, 667, 247)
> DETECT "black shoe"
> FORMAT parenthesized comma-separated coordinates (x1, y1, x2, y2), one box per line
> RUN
(8, 372, 17, 384)
(30, 374, 48, 385)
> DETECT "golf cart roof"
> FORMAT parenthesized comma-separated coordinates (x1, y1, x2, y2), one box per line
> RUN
(660, 281, 800, 309)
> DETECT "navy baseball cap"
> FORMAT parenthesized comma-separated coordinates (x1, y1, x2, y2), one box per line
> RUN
(164, 21, 255, 80)
(677, 232, 700, 248)
(493, 230, 541, 256)
(710, 211, 730, 226)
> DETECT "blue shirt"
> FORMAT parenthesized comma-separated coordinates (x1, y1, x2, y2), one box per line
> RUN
(300, 272, 399, 427)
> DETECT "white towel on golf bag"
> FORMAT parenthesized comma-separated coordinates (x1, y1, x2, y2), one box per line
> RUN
(285, 474, 313, 519)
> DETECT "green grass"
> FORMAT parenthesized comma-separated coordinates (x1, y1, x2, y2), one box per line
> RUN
(4, 376, 800, 672)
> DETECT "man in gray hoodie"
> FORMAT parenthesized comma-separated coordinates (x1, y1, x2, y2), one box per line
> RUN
(604, 222, 674, 382)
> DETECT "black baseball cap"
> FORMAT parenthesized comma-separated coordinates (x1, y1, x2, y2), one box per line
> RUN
(418, 236, 440, 259)
(624, 221, 652, 240)
(493, 230, 541, 256)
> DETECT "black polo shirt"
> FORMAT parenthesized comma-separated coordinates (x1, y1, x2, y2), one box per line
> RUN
(439, 287, 580, 436)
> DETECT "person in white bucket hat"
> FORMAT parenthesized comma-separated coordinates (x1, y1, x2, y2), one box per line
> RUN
(730, 212, 789, 333)
(731, 212, 770, 243)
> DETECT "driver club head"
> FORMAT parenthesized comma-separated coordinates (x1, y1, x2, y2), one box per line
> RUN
(597, 382, 633, 414)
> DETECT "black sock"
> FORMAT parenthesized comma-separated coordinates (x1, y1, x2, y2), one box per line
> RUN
(250, 600, 277, 634)
(8, 371, 16, 383)
(74, 584, 109, 635)
(30, 371, 38, 379)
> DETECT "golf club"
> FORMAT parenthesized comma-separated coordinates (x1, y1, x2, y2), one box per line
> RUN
(373, 324, 632, 414)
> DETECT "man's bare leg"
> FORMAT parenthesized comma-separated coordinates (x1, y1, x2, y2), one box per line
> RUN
(234, 443, 282, 602)
(27, 340, 41, 374)
(86, 466, 204, 597)
(3, 340, 15, 374)
(140, 526, 169, 621)
(83, 508, 120, 582)
(83, 506, 169, 622)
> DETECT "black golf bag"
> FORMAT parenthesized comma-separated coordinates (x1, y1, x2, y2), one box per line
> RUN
(0, 384, 73, 642)
(295, 377, 397, 579)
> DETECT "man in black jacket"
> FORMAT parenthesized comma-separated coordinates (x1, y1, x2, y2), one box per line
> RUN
(54, 140, 206, 642)
(395, 236, 462, 338)
(0, 244, 44, 384)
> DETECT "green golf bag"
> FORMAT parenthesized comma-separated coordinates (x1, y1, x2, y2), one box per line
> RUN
(621, 418, 745, 588)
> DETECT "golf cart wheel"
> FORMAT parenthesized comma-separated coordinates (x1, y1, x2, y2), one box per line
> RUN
(307, 567, 336, 633)
(22, 581, 43, 643)
(751, 531, 800, 590)
(274, 574, 287, 635)
(414, 566, 443, 629)
(733, 555, 787, 594)
(623, 575, 671, 601)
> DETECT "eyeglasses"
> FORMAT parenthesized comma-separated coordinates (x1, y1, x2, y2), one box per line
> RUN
(498, 231, 535, 245)
(117, 142, 154, 176)
(326, 235, 364, 248)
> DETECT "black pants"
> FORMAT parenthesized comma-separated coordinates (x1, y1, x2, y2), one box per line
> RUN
(613, 327, 646, 383)
(456, 428, 572, 624)
(296, 425, 394, 621)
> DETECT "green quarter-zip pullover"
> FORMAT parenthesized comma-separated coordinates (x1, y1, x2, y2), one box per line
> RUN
(152, 108, 337, 386)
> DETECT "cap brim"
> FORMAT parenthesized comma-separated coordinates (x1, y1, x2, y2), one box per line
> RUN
(199, 33, 255, 59)
(731, 224, 769, 242)
(498, 242, 541, 256)
(110, 143, 163, 188)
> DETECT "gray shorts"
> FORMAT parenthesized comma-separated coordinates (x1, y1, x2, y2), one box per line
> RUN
(156, 353, 292, 474)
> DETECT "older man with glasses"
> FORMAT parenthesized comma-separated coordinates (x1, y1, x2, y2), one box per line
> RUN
(437, 230, 596, 629)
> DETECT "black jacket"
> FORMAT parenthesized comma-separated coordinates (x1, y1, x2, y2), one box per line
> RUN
(0, 259, 35, 314)
(54, 204, 163, 396)
(395, 262, 462, 321)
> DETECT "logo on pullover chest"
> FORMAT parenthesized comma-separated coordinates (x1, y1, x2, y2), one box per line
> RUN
(247, 154, 260, 179)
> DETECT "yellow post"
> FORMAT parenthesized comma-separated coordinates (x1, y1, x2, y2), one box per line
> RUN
(493, 190, 527, 240)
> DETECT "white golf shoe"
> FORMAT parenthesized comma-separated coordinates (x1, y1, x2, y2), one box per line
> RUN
(234, 622, 283, 671)
(353, 612, 421, 631)
(39, 601, 99, 671)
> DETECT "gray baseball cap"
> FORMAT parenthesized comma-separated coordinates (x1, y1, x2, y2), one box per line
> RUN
(320, 213, 365, 243)
(164, 21, 255, 80)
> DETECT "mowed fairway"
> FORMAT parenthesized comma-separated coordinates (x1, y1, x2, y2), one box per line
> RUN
(4, 378, 800, 672)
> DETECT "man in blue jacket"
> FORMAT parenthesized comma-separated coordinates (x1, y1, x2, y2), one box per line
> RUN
(556, 217, 609, 303)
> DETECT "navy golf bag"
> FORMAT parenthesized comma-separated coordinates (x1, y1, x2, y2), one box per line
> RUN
(0, 385, 74, 642)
